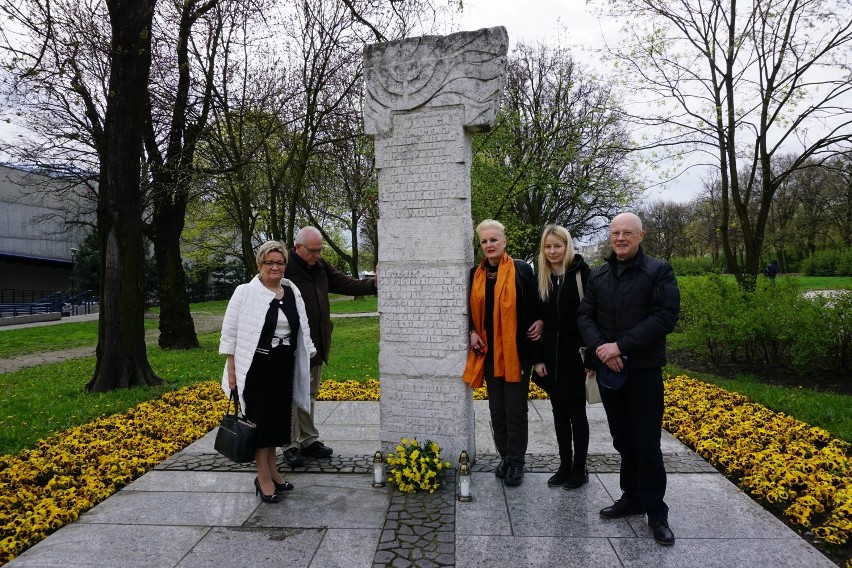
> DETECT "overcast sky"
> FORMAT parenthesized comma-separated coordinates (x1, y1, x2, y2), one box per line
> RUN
(454, 1, 706, 204)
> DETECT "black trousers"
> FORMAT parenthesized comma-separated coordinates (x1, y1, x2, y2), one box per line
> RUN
(486, 374, 529, 464)
(551, 399, 589, 469)
(599, 366, 668, 521)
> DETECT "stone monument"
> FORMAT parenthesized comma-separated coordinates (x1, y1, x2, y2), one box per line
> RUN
(363, 27, 509, 464)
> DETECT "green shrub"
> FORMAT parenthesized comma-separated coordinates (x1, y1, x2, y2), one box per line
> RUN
(820, 290, 852, 372)
(677, 275, 748, 364)
(801, 248, 852, 277)
(678, 276, 848, 374)
(669, 256, 722, 276)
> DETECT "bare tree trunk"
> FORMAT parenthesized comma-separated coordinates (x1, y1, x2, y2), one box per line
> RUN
(152, 204, 198, 348)
(87, 0, 161, 392)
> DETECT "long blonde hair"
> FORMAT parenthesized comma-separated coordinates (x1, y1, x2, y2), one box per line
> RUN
(537, 225, 574, 301)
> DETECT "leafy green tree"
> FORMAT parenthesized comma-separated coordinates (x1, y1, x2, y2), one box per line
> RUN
(472, 41, 637, 261)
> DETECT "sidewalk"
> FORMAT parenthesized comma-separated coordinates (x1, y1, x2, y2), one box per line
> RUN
(7, 400, 834, 567)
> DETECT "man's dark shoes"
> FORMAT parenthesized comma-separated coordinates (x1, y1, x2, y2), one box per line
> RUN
(649, 518, 675, 546)
(301, 441, 333, 458)
(503, 461, 524, 487)
(494, 458, 508, 479)
(547, 464, 571, 487)
(283, 447, 305, 467)
(562, 467, 589, 490)
(599, 495, 643, 519)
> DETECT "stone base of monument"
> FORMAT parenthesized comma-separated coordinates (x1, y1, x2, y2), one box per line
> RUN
(379, 377, 475, 465)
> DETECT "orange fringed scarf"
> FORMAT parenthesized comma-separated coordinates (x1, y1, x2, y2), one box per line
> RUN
(462, 253, 521, 389)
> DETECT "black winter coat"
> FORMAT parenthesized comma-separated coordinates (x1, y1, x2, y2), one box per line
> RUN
(576, 246, 680, 371)
(532, 255, 590, 402)
(285, 249, 377, 366)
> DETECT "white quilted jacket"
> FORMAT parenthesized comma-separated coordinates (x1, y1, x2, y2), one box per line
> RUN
(219, 275, 316, 415)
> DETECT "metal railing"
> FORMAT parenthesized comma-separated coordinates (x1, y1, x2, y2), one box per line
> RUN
(0, 290, 97, 319)
(61, 290, 97, 317)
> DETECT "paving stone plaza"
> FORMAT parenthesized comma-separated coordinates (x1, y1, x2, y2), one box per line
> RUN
(7, 401, 835, 568)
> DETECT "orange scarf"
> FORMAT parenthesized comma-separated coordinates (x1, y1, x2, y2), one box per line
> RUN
(462, 253, 521, 388)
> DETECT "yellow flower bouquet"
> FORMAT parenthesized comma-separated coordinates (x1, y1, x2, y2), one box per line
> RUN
(386, 438, 451, 494)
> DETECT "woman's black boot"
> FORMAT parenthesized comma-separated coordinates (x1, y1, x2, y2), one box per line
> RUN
(547, 461, 571, 487)
(562, 465, 589, 490)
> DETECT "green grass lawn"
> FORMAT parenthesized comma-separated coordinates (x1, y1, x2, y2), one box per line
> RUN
(329, 294, 378, 313)
(787, 275, 852, 290)
(0, 297, 377, 359)
(322, 317, 379, 381)
(0, 317, 158, 359)
(0, 317, 380, 456)
(0, 332, 224, 455)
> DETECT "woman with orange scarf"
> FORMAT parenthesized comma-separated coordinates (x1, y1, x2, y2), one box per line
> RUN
(463, 220, 540, 487)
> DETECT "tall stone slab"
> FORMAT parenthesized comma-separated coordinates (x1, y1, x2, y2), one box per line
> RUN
(363, 28, 508, 464)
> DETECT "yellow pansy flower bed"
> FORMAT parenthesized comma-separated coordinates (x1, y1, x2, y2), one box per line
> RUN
(664, 375, 851, 549)
(0, 382, 227, 565)
(315, 379, 550, 401)
(2, 375, 849, 566)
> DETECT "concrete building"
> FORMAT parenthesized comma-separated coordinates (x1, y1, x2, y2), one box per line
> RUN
(0, 163, 94, 297)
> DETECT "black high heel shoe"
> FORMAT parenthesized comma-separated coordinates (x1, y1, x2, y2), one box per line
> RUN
(274, 480, 295, 492)
(254, 477, 282, 503)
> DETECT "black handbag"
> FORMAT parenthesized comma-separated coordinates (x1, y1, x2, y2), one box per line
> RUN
(214, 389, 257, 463)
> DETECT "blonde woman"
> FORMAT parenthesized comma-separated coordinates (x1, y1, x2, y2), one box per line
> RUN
(463, 220, 541, 487)
(220, 241, 316, 502)
(531, 225, 591, 489)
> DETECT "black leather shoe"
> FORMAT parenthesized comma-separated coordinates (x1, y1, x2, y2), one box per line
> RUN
(494, 458, 508, 479)
(562, 467, 589, 490)
(301, 441, 333, 458)
(547, 465, 571, 487)
(274, 480, 294, 492)
(503, 461, 524, 487)
(283, 447, 305, 467)
(600, 495, 643, 519)
(649, 519, 675, 545)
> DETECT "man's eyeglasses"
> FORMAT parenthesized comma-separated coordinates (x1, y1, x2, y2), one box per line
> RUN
(262, 261, 286, 267)
(299, 244, 323, 255)
(610, 231, 635, 239)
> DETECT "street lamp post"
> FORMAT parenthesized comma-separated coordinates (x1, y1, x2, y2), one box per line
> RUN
(70, 247, 79, 315)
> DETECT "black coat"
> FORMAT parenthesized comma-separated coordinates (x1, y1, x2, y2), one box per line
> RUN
(532, 255, 590, 401)
(576, 246, 680, 371)
(284, 249, 377, 366)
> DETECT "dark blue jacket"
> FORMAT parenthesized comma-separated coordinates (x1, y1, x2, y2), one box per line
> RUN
(576, 246, 680, 370)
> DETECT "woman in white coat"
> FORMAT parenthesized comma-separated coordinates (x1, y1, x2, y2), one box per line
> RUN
(220, 241, 316, 503)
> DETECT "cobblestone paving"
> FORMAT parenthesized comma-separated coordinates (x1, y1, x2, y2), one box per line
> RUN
(156, 452, 373, 472)
(158, 450, 716, 475)
(474, 451, 718, 474)
(374, 477, 457, 568)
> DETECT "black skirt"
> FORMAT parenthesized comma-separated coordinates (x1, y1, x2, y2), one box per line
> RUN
(243, 342, 295, 448)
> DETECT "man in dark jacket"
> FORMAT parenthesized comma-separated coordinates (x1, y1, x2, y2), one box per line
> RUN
(577, 213, 680, 546)
(282, 226, 378, 466)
